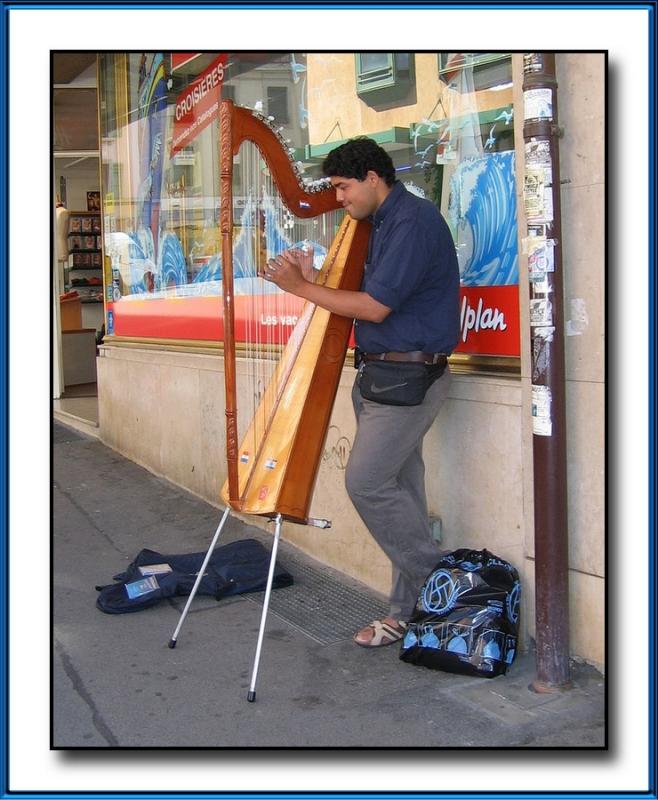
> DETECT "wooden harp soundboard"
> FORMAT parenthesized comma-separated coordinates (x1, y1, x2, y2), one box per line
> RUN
(218, 100, 370, 525)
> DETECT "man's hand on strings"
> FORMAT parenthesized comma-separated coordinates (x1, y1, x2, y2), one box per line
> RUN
(264, 244, 391, 322)
(293, 245, 316, 282)
(264, 247, 314, 295)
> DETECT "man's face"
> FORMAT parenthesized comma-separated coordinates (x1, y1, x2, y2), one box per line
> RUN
(330, 172, 381, 220)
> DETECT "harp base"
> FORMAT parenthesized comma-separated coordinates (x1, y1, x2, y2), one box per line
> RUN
(225, 498, 332, 530)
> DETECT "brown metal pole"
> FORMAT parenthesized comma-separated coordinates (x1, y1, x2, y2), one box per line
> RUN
(522, 53, 571, 690)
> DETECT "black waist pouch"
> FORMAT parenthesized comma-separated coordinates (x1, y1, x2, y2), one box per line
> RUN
(357, 360, 445, 406)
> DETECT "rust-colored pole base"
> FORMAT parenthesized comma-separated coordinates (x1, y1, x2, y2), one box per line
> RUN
(530, 678, 573, 694)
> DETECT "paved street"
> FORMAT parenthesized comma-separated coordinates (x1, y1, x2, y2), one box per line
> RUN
(53, 421, 605, 750)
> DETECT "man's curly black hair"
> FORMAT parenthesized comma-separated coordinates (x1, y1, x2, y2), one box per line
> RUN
(322, 137, 396, 186)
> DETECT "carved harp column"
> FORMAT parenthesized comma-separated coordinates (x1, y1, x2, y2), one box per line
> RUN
(218, 100, 370, 525)
(219, 102, 240, 501)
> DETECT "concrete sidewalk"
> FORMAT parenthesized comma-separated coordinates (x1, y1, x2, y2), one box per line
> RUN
(53, 420, 605, 749)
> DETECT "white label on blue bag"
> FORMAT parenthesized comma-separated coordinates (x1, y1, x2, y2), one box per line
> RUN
(138, 563, 172, 576)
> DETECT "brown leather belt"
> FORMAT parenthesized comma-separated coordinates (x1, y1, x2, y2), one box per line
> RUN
(363, 351, 447, 366)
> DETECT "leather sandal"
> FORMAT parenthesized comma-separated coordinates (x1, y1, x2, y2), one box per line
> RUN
(353, 619, 408, 648)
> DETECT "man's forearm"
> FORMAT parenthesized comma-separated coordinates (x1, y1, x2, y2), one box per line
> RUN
(294, 281, 389, 323)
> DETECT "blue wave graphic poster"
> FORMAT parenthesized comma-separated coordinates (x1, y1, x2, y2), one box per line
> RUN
(448, 151, 519, 288)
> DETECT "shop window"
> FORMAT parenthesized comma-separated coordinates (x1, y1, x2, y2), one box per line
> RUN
(438, 53, 512, 92)
(267, 86, 288, 123)
(95, 50, 519, 366)
(355, 53, 414, 105)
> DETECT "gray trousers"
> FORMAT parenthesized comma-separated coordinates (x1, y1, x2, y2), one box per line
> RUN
(345, 368, 451, 619)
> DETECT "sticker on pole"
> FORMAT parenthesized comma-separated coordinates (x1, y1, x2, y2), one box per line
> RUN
(532, 384, 552, 436)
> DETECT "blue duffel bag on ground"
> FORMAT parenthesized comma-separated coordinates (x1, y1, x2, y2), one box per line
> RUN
(95, 538, 293, 614)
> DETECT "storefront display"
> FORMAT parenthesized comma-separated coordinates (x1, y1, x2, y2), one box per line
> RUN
(98, 51, 520, 362)
(66, 211, 104, 304)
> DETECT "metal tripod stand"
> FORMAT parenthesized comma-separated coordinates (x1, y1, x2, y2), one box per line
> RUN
(167, 507, 283, 703)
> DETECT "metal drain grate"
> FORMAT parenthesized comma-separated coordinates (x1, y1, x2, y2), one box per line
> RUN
(248, 546, 389, 645)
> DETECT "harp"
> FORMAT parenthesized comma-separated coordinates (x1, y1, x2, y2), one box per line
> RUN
(169, 102, 369, 698)
(218, 100, 370, 525)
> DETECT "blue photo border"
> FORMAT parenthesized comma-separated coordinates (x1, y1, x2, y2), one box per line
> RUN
(1, 0, 655, 797)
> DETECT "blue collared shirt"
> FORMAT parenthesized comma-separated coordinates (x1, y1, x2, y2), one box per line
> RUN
(355, 181, 460, 355)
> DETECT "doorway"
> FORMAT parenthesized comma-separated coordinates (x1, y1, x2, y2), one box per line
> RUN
(52, 53, 102, 433)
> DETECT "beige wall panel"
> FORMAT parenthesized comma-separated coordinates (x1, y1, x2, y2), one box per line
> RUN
(523, 379, 605, 576)
(448, 374, 521, 406)
(524, 560, 605, 671)
(158, 367, 203, 495)
(569, 569, 605, 671)
(561, 185, 605, 385)
(98, 347, 227, 501)
(556, 54, 605, 189)
(98, 352, 163, 473)
(427, 389, 524, 559)
(566, 379, 605, 577)
(198, 367, 226, 503)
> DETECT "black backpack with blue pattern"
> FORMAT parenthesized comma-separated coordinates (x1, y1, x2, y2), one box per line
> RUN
(400, 548, 520, 677)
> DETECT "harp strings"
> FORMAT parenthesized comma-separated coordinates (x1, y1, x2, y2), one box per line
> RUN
(242, 142, 271, 451)
(232, 139, 343, 471)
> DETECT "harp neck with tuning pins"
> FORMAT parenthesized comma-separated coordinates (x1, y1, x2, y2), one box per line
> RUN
(219, 100, 370, 525)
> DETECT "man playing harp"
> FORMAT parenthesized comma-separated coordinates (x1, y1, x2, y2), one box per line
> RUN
(264, 138, 460, 648)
